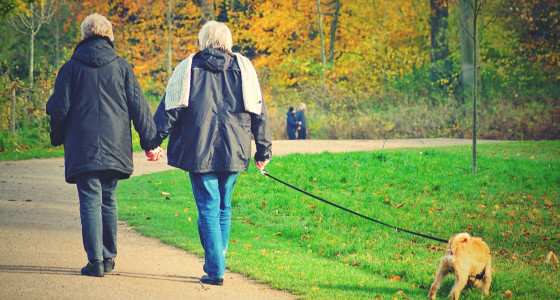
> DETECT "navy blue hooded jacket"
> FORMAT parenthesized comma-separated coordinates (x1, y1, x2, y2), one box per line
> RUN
(152, 48, 272, 173)
(46, 35, 157, 183)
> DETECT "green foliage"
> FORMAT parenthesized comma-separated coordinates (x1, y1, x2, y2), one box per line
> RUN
(117, 142, 559, 299)
(1, 0, 559, 142)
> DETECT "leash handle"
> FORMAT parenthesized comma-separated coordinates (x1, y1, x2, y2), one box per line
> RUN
(261, 170, 448, 244)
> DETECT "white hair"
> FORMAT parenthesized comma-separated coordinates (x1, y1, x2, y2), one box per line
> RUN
(198, 21, 233, 52)
(81, 13, 114, 41)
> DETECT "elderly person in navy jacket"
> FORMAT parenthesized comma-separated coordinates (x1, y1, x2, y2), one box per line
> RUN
(46, 13, 159, 277)
(149, 21, 272, 286)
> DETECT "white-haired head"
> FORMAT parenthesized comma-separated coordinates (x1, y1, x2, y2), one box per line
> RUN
(81, 13, 114, 41)
(198, 21, 233, 52)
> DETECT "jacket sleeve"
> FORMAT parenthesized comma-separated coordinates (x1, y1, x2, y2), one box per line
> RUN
(251, 100, 272, 162)
(152, 93, 181, 147)
(46, 63, 72, 147)
(123, 60, 158, 151)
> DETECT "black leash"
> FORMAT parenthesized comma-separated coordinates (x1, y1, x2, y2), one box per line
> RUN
(260, 170, 448, 244)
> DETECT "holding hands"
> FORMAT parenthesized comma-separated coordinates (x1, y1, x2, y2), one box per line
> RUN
(145, 146, 164, 161)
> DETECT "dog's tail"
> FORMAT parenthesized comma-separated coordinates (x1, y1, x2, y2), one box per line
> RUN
(449, 232, 470, 255)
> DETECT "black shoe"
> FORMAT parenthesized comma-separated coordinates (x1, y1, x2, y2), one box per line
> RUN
(200, 275, 223, 286)
(103, 258, 115, 273)
(81, 260, 104, 277)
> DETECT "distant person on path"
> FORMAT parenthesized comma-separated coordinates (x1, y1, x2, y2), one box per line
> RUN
(46, 13, 161, 277)
(148, 21, 272, 286)
(295, 102, 307, 139)
(286, 106, 298, 140)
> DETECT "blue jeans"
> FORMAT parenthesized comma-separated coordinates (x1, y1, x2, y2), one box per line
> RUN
(189, 172, 238, 279)
(75, 171, 119, 262)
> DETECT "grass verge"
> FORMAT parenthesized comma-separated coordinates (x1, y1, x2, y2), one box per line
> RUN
(116, 141, 559, 298)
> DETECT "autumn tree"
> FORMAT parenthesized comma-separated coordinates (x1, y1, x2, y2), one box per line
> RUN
(9, 0, 56, 90)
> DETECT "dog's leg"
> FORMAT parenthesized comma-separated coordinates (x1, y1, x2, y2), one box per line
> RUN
(481, 256, 492, 296)
(449, 271, 469, 300)
(428, 261, 450, 299)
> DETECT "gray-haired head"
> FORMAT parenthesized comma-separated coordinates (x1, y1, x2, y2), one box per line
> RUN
(198, 21, 233, 52)
(81, 13, 114, 41)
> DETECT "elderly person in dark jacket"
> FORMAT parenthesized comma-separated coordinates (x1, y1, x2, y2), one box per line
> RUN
(46, 13, 159, 277)
(286, 107, 298, 140)
(149, 20, 271, 286)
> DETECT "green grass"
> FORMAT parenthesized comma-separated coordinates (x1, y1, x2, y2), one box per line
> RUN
(116, 141, 559, 299)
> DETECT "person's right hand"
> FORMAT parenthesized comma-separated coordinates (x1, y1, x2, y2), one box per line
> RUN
(254, 159, 270, 171)
(145, 146, 164, 161)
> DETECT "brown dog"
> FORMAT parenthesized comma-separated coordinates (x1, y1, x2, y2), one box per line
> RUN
(428, 233, 492, 300)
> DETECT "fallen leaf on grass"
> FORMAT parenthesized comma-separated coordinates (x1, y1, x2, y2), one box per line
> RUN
(312, 286, 320, 291)
(390, 275, 401, 281)
(161, 191, 170, 196)
(505, 290, 512, 298)
(546, 251, 559, 263)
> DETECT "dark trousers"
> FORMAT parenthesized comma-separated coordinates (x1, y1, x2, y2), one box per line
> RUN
(297, 127, 307, 139)
(75, 171, 119, 261)
(287, 130, 296, 140)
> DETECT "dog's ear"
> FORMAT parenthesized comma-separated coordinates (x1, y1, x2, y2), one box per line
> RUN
(450, 233, 470, 254)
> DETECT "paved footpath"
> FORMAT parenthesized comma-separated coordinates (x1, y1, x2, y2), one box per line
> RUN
(0, 139, 496, 299)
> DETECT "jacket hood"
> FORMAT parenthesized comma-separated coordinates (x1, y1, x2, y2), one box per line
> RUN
(72, 35, 117, 67)
(197, 48, 234, 72)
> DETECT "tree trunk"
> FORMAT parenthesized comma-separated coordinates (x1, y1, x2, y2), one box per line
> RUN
(328, 0, 341, 63)
(29, 3, 35, 90)
(200, 0, 214, 22)
(10, 88, 16, 135)
(460, 0, 474, 94)
(429, 0, 449, 83)
(471, 0, 478, 172)
(316, 0, 326, 108)
(55, 15, 60, 69)
(316, 0, 326, 86)
(166, 0, 173, 80)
